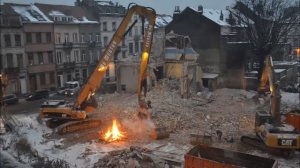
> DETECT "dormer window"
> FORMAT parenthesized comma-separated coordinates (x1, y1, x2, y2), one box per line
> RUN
(62, 17, 67, 22)
(67, 17, 73, 22)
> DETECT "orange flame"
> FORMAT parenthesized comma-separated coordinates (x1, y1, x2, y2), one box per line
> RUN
(103, 119, 125, 142)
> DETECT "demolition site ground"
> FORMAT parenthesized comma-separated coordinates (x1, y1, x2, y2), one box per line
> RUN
(0, 81, 299, 168)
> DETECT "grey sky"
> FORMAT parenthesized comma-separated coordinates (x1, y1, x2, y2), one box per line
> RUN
(2, 0, 236, 15)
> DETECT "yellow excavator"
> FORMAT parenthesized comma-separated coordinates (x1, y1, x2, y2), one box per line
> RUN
(241, 55, 300, 157)
(40, 3, 156, 134)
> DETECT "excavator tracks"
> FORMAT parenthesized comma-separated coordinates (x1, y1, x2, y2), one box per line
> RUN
(241, 135, 295, 158)
(241, 135, 267, 151)
(55, 118, 101, 135)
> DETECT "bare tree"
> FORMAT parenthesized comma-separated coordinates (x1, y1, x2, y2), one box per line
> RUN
(232, 0, 299, 83)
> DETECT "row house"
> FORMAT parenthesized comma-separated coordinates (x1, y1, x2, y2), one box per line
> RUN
(10, 4, 57, 92)
(36, 3, 101, 87)
(0, 4, 27, 94)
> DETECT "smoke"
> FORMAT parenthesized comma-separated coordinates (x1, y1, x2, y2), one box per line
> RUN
(122, 117, 155, 140)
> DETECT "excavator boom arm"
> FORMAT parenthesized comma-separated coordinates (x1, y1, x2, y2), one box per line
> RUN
(74, 4, 156, 109)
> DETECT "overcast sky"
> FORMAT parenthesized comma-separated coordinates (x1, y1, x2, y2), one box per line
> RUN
(2, 0, 236, 14)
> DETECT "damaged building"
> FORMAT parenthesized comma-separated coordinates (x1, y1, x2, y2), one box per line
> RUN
(166, 5, 249, 89)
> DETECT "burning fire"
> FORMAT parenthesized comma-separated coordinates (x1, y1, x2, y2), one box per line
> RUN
(103, 119, 125, 142)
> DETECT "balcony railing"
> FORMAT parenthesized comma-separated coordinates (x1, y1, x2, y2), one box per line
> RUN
(63, 42, 73, 49)
(88, 41, 96, 48)
(4, 67, 20, 74)
(63, 62, 75, 69)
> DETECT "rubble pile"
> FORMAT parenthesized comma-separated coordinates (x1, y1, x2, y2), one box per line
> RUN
(93, 146, 156, 168)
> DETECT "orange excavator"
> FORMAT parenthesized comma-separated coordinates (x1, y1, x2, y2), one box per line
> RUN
(40, 3, 156, 134)
(241, 55, 300, 157)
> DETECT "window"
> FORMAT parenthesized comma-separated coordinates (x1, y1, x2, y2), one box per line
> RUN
(103, 22, 107, 31)
(82, 69, 87, 79)
(134, 27, 138, 36)
(26, 32, 32, 43)
(48, 51, 53, 63)
(17, 54, 23, 68)
(6, 54, 13, 68)
(40, 73, 46, 85)
(112, 22, 116, 31)
(122, 39, 125, 47)
(135, 41, 139, 53)
(81, 33, 85, 43)
(56, 33, 61, 44)
(105, 67, 109, 77)
(38, 52, 43, 64)
(49, 72, 55, 84)
(89, 33, 93, 42)
(62, 17, 67, 22)
(36, 32, 42, 43)
(140, 42, 143, 52)
(103, 36, 108, 47)
(56, 51, 62, 64)
(73, 33, 78, 43)
(28, 53, 34, 65)
(81, 50, 86, 62)
(15, 34, 21, 47)
(4, 34, 11, 47)
(129, 43, 133, 54)
(74, 50, 80, 62)
(46, 32, 51, 43)
(64, 33, 69, 43)
(122, 51, 126, 58)
(96, 33, 100, 42)
(129, 29, 132, 37)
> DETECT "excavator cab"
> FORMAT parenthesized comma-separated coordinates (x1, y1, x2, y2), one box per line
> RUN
(255, 111, 273, 127)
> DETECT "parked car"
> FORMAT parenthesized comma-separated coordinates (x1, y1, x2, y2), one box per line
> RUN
(1, 94, 19, 105)
(26, 90, 49, 101)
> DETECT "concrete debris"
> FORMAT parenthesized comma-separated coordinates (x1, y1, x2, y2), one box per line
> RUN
(93, 146, 155, 168)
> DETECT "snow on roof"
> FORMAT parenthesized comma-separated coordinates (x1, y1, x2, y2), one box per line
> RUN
(11, 4, 52, 23)
(49, 10, 65, 16)
(274, 69, 286, 73)
(155, 15, 172, 28)
(203, 73, 219, 79)
(189, 7, 245, 27)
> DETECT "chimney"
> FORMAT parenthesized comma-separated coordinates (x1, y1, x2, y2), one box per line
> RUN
(198, 5, 203, 14)
(173, 6, 181, 19)
(220, 10, 224, 20)
(174, 6, 180, 13)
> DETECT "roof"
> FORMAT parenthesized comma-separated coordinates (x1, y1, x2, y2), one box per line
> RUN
(9, 3, 52, 23)
(179, 7, 245, 27)
(155, 14, 172, 28)
(35, 3, 98, 24)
